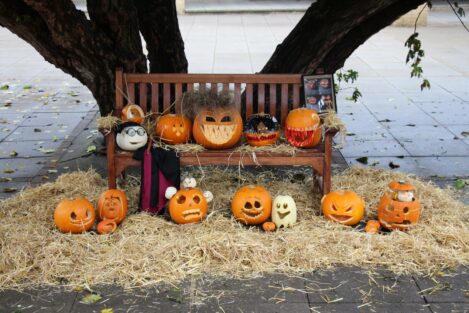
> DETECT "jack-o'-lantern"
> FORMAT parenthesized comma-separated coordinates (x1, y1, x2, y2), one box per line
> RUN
(244, 113, 280, 146)
(285, 108, 322, 148)
(321, 190, 365, 226)
(54, 198, 96, 233)
(155, 114, 192, 144)
(365, 220, 381, 234)
(97, 219, 117, 234)
(193, 106, 243, 149)
(121, 103, 145, 124)
(168, 188, 209, 224)
(262, 221, 276, 232)
(97, 189, 128, 224)
(272, 195, 297, 228)
(232, 185, 272, 225)
(377, 181, 420, 231)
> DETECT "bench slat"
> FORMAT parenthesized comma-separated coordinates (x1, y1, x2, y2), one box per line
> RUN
(151, 83, 158, 113)
(126, 73, 302, 84)
(223, 83, 229, 93)
(163, 83, 171, 113)
(258, 83, 265, 113)
(199, 82, 206, 92)
(115, 68, 124, 116)
(293, 84, 300, 109)
(269, 84, 276, 117)
(281, 84, 288, 123)
(175, 83, 182, 114)
(246, 84, 253, 117)
(187, 83, 193, 93)
(234, 83, 241, 111)
(139, 83, 147, 113)
(128, 83, 135, 104)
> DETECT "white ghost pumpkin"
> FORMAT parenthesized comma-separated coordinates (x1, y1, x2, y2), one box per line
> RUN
(272, 195, 297, 228)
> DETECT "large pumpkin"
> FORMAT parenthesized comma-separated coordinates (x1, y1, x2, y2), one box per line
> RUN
(231, 185, 272, 225)
(169, 188, 208, 224)
(321, 190, 365, 226)
(121, 103, 145, 124)
(377, 181, 420, 231)
(97, 189, 128, 224)
(155, 114, 192, 145)
(193, 106, 243, 149)
(284, 108, 322, 148)
(54, 198, 96, 233)
(244, 113, 280, 146)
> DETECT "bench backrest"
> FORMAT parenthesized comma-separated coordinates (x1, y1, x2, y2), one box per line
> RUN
(115, 69, 303, 125)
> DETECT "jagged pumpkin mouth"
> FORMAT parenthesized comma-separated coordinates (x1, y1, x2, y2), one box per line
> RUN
(285, 127, 319, 146)
(182, 208, 202, 220)
(201, 124, 237, 144)
(245, 132, 279, 142)
(329, 214, 353, 222)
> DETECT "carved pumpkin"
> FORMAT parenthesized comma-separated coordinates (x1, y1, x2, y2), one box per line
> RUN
(272, 195, 297, 228)
(155, 114, 192, 145)
(244, 113, 280, 146)
(169, 188, 209, 224)
(97, 189, 128, 224)
(232, 185, 272, 225)
(54, 198, 96, 233)
(262, 221, 276, 232)
(284, 108, 322, 148)
(321, 190, 365, 226)
(121, 103, 145, 124)
(377, 181, 420, 231)
(365, 220, 381, 234)
(97, 219, 117, 235)
(193, 106, 243, 149)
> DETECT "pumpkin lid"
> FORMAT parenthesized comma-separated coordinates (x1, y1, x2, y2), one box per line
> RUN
(388, 180, 415, 191)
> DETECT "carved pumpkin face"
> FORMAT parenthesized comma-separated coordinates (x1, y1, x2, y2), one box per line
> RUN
(193, 107, 243, 149)
(377, 181, 420, 231)
(272, 195, 297, 228)
(365, 220, 381, 234)
(116, 122, 148, 151)
(155, 114, 192, 145)
(244, 113, 280, 146)
(97, 189, 128, 224)
(285, 108, 322, 148)
(54, 198, 96, 234)
(97, 219, 117, 235)
(232, 185, 272, 225)
(321, 190, 365, 226)
(169, 188, 208, 224)
(121, 103, 145, 124)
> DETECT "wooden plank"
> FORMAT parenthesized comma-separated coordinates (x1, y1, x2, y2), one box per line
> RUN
(151, 83, 158, 112)
(234, 83, 241, 110)
(222, 83, 229, 93)
(175, 83, 182, 114)
(115, 68, 124, 116)
(180, 153, 324, 167)
(187, 83, 193, 93)
(246, 84, 253, 117)
(269, 84, 277, 117)
(280, 84, 288, 124)
(293, 84, 300, 109)
(257, 83, 265, 113)
(126, 73, 302, 84)
(128, 83, 135, 104)
(163, 83, 171, 112)
(210, 82, 217, 93)
(139, 83, 147, 113)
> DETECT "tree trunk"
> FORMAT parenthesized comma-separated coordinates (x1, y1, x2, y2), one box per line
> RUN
(261, 0, 426, 74)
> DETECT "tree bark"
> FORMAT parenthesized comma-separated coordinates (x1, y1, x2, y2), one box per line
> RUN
(261, 0, 426, 74)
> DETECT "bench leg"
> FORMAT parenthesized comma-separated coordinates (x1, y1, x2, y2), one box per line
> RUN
(106, 133, 117, 189)
(323, 130, 334, 196)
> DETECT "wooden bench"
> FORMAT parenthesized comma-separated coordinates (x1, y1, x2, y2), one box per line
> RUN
(106, 68, 337, 197)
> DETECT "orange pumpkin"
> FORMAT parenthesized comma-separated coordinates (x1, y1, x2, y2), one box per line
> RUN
(121, 103, 145, 124)
(54, 198, 96, 233)
(193, 106, 243, 149)
(365, 220, 381, 234)
(321, 190, 365, 226)
(97, 189, 128, 224)
(377, 181, 420, 231)
(155, 114, 192, 144)
(284, 108, 322, 148)
(97, 219, 117, 234)
(262, 221, 276, 232)
(244, 113, 280, 147)
(169, 188, 208, 224)
(232, 185, 272, 225)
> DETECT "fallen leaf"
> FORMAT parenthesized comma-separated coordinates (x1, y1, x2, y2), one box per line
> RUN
(33, 128, 42, 132)
(454, 179, 466, 190)
(52, 136, 59, 142)
(23, 85, 33, 90)
(406, 124, 416, 127)
(47, 169, 58, 174)
(396, 155, 405, 159)
(4, 101, 12, 107)
(9, 151, 18, 157)
(346, 133, 356, 136)
(101, 309, 114, 313)
(87, 145, 97, 153)
(41, 176, 49, 180)
(0, 177, 12, 182)
(80, 293, 102, 304)
(356, 157, 368, 165)
(0, 85, 9, 90)
(3, 187, 17, 193)
(461, 131, 469, 138)
(3, 168, 15, 173)
(378, 119, 392, 122)
(388, 161, 400, 169)
(68, 91, 78, 97)
(38, 148, 55, 154)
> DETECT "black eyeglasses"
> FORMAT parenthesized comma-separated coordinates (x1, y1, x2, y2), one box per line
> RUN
(125, 127, 146, 137)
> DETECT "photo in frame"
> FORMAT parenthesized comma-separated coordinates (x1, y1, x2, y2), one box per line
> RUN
(303, 75, 336, 114)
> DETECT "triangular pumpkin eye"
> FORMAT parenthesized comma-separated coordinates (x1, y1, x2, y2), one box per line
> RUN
(345, 206, 353, 213)
(331, 204, 338, 212)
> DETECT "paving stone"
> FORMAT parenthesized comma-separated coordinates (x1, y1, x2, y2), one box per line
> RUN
(193, 301, 311, 313)
(308, 302, 431, 313)
(340, 139, 410, 158)
(345, 156, 423, 175)
(0, 139, 65, 159)
(400, 138, 469, 157)
(20, 112, 87, 127)
(4, 124, 77, 141)
(0, 157, 46, 178)
(0, 287, 76, 313)
(413, 157, 469, 177)
(0, 179, 31, 199)
(428, 302, 469, 313)
(385, 124, 457, 141)
(415, 268, 469, 303)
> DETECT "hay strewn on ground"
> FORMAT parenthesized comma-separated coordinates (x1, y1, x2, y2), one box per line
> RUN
(0, 167, 468, 290)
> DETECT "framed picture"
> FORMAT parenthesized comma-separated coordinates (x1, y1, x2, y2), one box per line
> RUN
(303, 75, 336, 114)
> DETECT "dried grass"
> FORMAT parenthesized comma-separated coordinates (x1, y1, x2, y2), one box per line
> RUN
(0, 167, 467, 290)
(321, 110, 347, 146)
(97, 115, 120, 134)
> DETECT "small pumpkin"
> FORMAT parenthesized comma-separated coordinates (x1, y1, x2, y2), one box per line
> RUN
(155, 114, 192, 144)
(97, 189, 128, 224)
(54, 198, 96, 234)
(193, 106, 243, 149)
(121, 103, 145, 124)
(377, 181, 420, 231)
(97, 219, 117, 234)
(262, 221, 276, 232)
(365, 220, 381, 234)
(232, 185, 272, 225)
(284, 108, 322, 148)
(169, 188, 209, 224)
(321, 190, 365, 226)
(244, 113, 280, 146)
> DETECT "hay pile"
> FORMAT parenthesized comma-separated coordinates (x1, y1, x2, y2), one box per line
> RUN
(0, 167, 468, 290)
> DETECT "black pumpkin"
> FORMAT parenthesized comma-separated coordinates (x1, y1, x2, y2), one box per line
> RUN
(244, 113, 280, 146)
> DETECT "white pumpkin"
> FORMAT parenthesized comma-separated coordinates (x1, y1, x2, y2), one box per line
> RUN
(272, 195, 297, 228)
(116, 123, 148, 151)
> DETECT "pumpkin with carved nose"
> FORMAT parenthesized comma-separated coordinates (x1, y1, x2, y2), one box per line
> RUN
(54, 198, 96, 233)
(97, 189, 128, 224)
(155, 114, 192, 145)
(321, 190, 365, 226)
(232, 185, 272, 225)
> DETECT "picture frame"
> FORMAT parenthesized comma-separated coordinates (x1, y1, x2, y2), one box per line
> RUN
(303, 74, 336, 114)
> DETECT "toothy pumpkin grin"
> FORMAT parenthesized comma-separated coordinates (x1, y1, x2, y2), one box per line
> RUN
(201, 124, 237, 145)
(182, 208, 202, 220)
(329, 214, 353, 222)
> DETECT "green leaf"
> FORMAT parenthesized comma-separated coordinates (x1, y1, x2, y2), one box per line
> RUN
(9, 150, 18, 157)
(38, 148, 55, 154)
(80, 293, 102, 304)
(52, 135, 59, 142)
(356, 157, 368, 165)
(0, 85, 9, 90)
(454, 179, 466, 190)
(0, 177, 12, 182)
(3, 187, 17, 193)
(3, 168, 15, 174)
(421, 79, 431, 90)
(23, 85, 33, 90)
(68, 91, 78, 97)
(101, 309, 114, 313)
(86, 145, 97, 153)
(461, 131, 469, 138)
